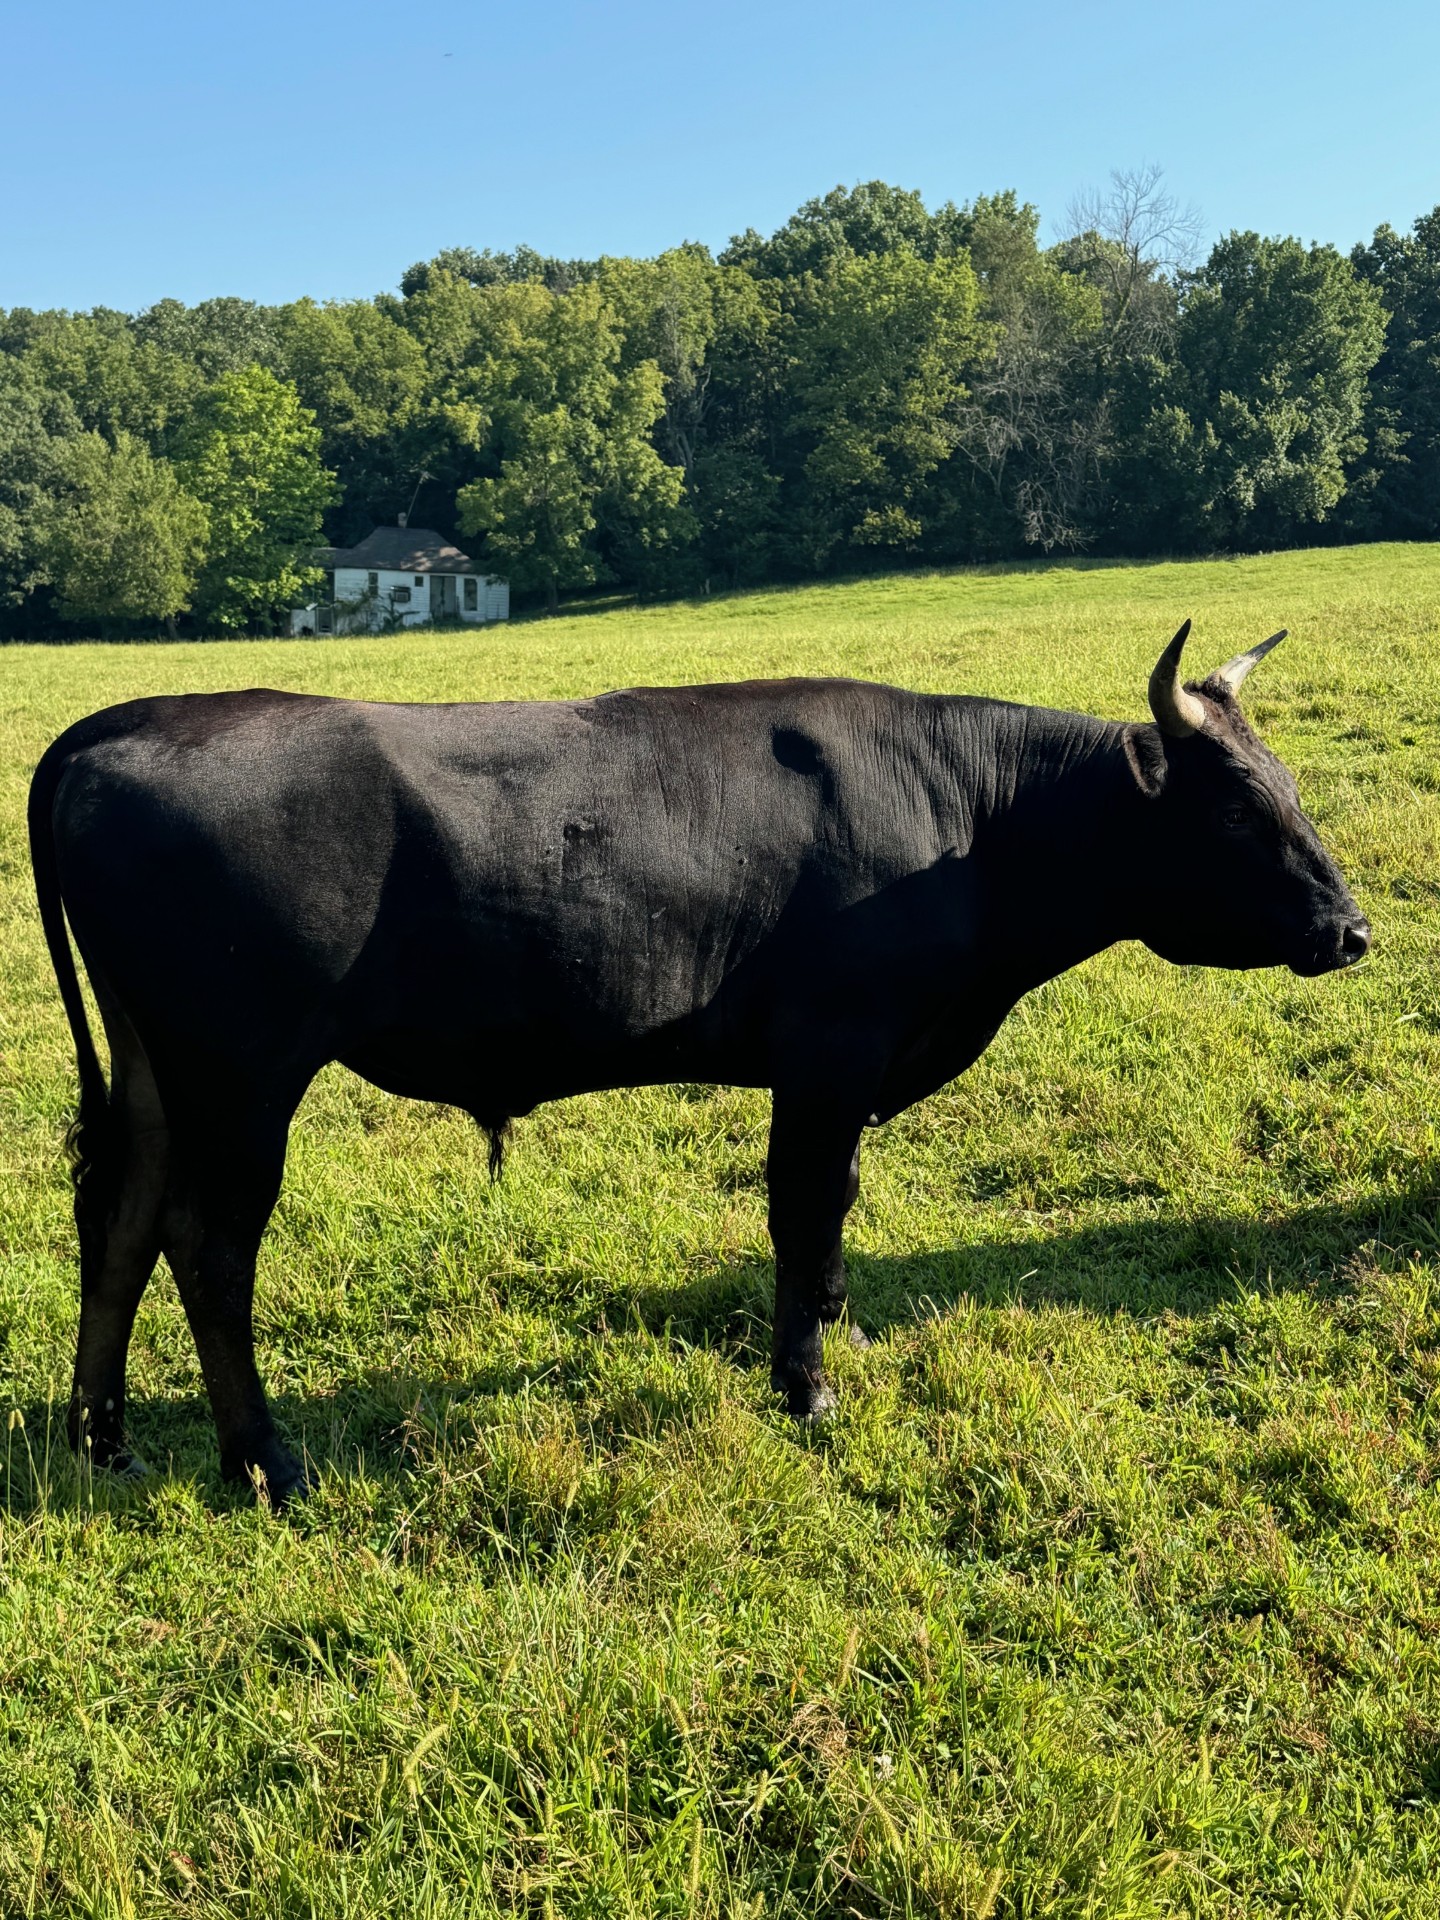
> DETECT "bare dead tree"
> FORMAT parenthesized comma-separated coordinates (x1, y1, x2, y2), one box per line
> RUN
(954, 306, 1110, 550)
(1066, 164, 1204, 274)
(1059, 164, 1204, 355)
(654, 277, 711, 488)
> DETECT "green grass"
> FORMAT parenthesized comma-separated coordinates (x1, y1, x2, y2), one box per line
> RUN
(3, 542, 1440, 1916)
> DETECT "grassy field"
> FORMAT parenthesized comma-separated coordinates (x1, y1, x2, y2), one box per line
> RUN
(3, 543, 1440, 1917)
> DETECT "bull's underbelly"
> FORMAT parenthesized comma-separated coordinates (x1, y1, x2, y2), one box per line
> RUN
(331, 903, 776, 1099)
(336, 1010, 770, 1117)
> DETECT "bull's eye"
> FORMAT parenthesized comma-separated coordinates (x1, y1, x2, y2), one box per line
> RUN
(1220, 804, 1249, 831)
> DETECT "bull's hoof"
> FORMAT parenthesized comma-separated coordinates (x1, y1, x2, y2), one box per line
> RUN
(847, 1324, 872, 1350)
(104, 1449, 152, 1482)
(772, 1371, 839, 1424)
(254, 1457, 313, 1508)
(796, 1385, 838, 1425)
(68, 1404, 132, 1470)
(226, 1444, 313, 1509)
(70, 1420, 149, 1481)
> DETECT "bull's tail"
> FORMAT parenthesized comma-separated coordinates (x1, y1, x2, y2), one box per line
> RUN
(27, 739, 116, 1212)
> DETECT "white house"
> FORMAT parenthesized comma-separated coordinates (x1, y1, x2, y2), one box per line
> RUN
(291, 521, 509, 634)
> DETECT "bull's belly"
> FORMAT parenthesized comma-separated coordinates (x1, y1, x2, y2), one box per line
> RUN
(336, 1005, 770, 1118)
(330, 903, 784, 1113)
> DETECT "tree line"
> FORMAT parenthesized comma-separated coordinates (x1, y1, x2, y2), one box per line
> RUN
(2, 172, 1437, 634)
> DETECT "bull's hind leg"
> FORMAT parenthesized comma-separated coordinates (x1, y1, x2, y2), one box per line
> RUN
(160, 1088, 308, 1503)
(68, 1008, 169, 1474)
(766, 1094, 865, 1421)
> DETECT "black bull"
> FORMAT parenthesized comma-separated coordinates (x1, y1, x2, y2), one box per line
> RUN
(29, 623, 1369, 1500)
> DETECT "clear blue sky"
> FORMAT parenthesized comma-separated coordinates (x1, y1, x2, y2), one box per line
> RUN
(3, 0, 1436, 313)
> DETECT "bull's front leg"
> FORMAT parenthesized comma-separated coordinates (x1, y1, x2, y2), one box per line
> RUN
(766, 1094, 865, 1420)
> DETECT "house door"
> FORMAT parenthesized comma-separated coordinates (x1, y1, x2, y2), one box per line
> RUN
(433, 575, 455, 616)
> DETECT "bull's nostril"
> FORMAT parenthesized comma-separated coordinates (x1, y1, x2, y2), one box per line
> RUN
(1341, 920, 1371, 961)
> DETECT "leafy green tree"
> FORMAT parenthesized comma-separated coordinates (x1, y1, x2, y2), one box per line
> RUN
(175, 365, 336, 630)
(459, 405, 604, 610)
(0, 179, 1426, 626)
(1347, 207, 1440, 537)
(934, 196, 1107, 554)
(39, 431, 208, 629)
(14, 306, 200, 446)
(688, 445, 781, 587)
(400, 245, 596, 298)
(387, 268, 517, 537)
(775, 249, 990, 567)
(132, 297, 284, 381)
(277, 299, 426, 446)
(274, 299, 428, 541)
(596, 248, 776, 586)
(593, 356, 698, 594)
(598, 249, 768, 479)
(0, 359, 81, 620)
(1109, 233, 1387, 551)
(722, 181, 973, 278)
(453, 282, 685, 609)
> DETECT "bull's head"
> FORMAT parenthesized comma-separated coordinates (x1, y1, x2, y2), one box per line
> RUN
(1130, 620, 1369, 976)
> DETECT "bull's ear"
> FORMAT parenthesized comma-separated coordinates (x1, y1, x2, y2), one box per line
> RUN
(1123, 723, 1169, 799)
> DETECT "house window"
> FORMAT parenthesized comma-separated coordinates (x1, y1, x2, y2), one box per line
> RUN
(367, 571, 378, 594)
(391, 586, 412, 604)
(414, 575, 424, 588)
(463, 576, 478, 611)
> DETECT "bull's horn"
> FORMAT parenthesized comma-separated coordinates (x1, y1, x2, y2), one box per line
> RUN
(1148, 620, 1208, 737)
(1213, 629, 1287, 696)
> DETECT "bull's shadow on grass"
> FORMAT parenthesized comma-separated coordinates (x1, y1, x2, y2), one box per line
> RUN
(14, 1170, 1440, 1513)
(638, 1167, 1440, 1348)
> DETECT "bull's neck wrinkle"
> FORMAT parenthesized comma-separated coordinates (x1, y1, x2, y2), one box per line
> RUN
(941, 697, 1128, 834)
(941, 700, 1144, 966)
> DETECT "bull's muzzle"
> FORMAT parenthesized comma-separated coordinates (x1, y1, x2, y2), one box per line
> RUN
(1299, 914, 1371, 975)
(1339, 918, 1372, 966)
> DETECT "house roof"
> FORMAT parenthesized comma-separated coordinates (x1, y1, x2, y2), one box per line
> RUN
(318, 525, 479, 574)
